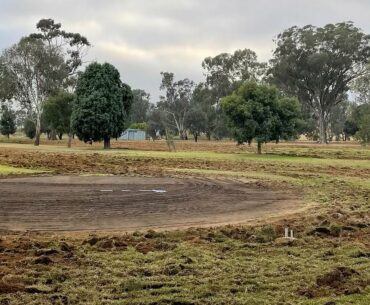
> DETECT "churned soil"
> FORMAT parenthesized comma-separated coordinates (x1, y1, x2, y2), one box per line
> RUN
(0, 175, 301, 231)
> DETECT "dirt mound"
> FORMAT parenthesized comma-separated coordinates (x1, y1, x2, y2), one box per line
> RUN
(299, 267, 369, 298)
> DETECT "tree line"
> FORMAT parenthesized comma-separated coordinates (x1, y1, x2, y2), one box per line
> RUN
(1, 19, 370, 152)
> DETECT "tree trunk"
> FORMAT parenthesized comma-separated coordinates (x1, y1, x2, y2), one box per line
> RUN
(194, 133, 198, 142)
(59, 133, 63, 140)
(206, 132, 211, 141)
(318, 110, 328, 144)
(67, 133, 72, 148)
(7, 134, 9, 139)
(179, 130, 184, 140)
(34, 116, 41, 146)
(103, 136, 111, 149)
(50, 130, 57, 140)
(257, 142, 262, 154)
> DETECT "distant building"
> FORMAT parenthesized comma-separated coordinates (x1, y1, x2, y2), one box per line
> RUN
(119, 129, 146, 141)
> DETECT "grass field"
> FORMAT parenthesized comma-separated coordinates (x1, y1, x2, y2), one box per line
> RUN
(0, 139, 369, 305)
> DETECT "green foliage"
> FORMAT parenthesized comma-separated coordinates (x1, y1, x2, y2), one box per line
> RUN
(0, 57, 16, 102)
(0, 18, 89, 146)
(344, 120, 359, 139)
(24, 118, 36, 139)
(328, 100, 352, 141)
(200, 49, 266, 140)
(130, 89, 150, 124)
(158, 72, 194, 139)
(270, 22, 370, 143)
(192, 84, 214, 137)
(129, 122, 147, 130)
(0, 105, 16, 138)
(1, 36, 68, 145)
(221, 81, 301, 153)
(29, 18, 90, 79)
(351, 66, 370, 104)
(146, 106, 166, 139)
(202, 49, 266, 99)
(43, 91, 75, 138)
(186, 105, 207, 142)
(354, 104, 370, 144)
(71, 62, 133, 148)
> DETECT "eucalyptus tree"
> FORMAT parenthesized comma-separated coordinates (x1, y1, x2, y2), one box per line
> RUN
(0, 18, 90, 146)
(192, 83, 216, 140)
(201, 49, 266, 139)
(0, 37, 67, 145)
(158, 72, 195, 139)
(29, 18, 90, 88)
(351, 66, 370, 104)
(202, 49, 266, 100)
(270, 22, 370, 143)
(130, 89, 151, 124)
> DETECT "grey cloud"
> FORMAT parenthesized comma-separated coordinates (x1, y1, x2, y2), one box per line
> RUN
(1, 0, 370, 99)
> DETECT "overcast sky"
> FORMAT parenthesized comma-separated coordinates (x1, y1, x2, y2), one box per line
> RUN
(1, 0, 370, 100)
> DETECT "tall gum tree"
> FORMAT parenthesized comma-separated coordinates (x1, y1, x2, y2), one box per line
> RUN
(201, 49, 266, 139)
(0, 19, 90, 146)
(1, 37, 67, 145)
(270, 22, 370, 143)
(158, 72, 195, 140)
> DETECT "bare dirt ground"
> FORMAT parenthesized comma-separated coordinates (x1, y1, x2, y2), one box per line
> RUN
(0, 175, 301, 231)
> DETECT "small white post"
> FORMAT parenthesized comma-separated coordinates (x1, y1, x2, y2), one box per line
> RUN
(290, 230, 294, 238)
(285, 227, 289, 238)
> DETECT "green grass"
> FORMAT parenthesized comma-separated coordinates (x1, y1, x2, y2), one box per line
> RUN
(0, 164, 46, 175)
(1, 142, 370, 305)
(1, 143, 369, 168)
(2, 230, 370, 305)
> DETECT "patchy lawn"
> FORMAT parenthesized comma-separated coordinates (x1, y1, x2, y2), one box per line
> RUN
(0, 141, 369, 304)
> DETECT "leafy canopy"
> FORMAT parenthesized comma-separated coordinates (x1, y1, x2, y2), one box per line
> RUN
(270, 22, 370, 143)
(0, 105, 16, 137)
(221, 81, 301, 152)
(43, 91, 75, 137)
(71, 62, 133, 145)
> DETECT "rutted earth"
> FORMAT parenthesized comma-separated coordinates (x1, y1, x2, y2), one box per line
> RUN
(0, 176, 302, 231)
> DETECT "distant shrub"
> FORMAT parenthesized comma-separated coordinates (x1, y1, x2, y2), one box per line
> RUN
(24, 118, 36, 139)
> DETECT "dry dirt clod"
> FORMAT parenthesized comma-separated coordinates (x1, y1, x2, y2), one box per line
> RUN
(316, 267, 359, 287)
(35, 248, 59, 256)
(82, 236, 99, 246)
(59, 242, 73, 252)
(33, 255, 53, 265)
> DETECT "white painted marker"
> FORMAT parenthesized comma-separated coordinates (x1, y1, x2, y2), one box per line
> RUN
(138, 189, 167, 193)
(152, 189, 167, 193)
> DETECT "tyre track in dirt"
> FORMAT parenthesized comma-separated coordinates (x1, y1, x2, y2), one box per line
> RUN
(0, 176, 302, 231)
